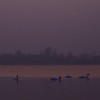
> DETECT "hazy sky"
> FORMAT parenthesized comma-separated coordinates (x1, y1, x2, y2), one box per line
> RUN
(0, 0, 100, 55)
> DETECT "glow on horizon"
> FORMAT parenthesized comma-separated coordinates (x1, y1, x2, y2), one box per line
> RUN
(0, 65, 100, 77)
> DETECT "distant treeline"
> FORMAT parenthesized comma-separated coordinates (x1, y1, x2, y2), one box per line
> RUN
(0, 47, 100, 65)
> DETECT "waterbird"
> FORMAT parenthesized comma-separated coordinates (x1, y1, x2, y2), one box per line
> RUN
(58, 76, 62, 81)
(51, 76, 62, 81)
(51, 77, 58, 81)
(65, 75, 72, 78)
(79, 73, 90, 79)
(13, 74, 19, 81)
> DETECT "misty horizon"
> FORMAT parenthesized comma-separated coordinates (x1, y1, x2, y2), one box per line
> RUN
(0, 47, 100, 56)
(0, 47, 100, 65)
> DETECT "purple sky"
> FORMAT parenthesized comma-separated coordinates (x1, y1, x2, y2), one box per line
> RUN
(0, 0, 100, 55)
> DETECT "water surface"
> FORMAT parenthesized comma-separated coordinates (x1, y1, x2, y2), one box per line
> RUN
(0, 65, 100, 100)
(0, 77, 100, 100)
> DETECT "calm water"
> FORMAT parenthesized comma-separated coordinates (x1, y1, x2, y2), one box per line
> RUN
(0, 78, 100, 100)
(0, 65, 100, 100)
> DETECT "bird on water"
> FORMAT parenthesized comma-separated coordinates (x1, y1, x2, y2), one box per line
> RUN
(79, 73, 90, 79)
(65, 75, 72, 78)
(51, 76, 62, 81)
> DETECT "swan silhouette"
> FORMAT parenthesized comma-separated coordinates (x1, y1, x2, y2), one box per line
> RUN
(51, 76, 62, 81)
(79, 73, 90, 79)
(51, 77, 58, 81)
(65, 75, 72, 78)
(13, 74, 19, 82)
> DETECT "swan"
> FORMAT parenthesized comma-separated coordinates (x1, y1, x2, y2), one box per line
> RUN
(65, 75, 72, 78)
(79, 73, 90, 79)
(13, 74, 19, 81)
(51, 76, 62, 81)
(51, 77, 58, 81)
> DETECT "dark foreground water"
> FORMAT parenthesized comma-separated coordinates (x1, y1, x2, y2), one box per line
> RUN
(0, 77, 100, 100)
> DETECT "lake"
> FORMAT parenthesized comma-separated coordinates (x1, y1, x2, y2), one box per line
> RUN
(0, 65, 100, 77)
(0, 65, 100, 100)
